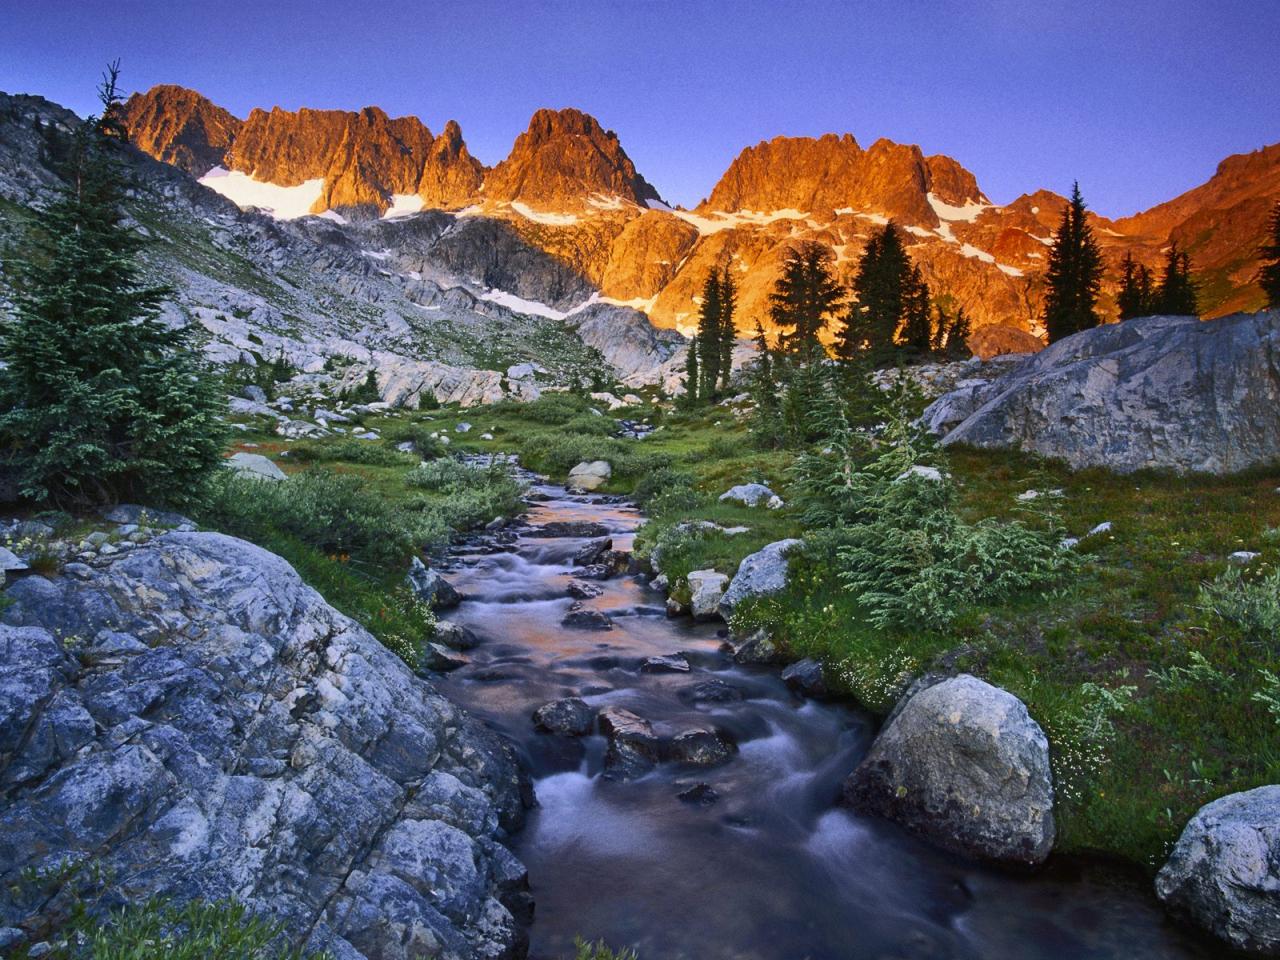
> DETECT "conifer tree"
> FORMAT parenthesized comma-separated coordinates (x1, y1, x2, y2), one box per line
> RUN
(932, 305, 972, 359)
(1259, 201, 1280, 309)
(694, 269, 722, 398)
(747, 320, 785, 448)
(717, 268, 737, 393)
(1153, 242, 1199, 316)
(900, 264, 933, 356)
(0, 64, 225, 508)
(1042, 182, 1104, 343)
(768, 242, 844, 357)
(682, 337, 699, 404)
(1116, 249, 1157, 321)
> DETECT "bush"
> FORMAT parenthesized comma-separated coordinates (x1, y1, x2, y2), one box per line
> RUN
(405, 457, 525, 539)
(522, 432, 671, 481)
(289, 438, 415, 467)
(201, 469, 425, 567)
(522, 392, 596, 425)
(571, 939, 638, 960)
(1200, 565, 1280, 645)
(562, 413, 616, 436)
(377, 421, 445, 459)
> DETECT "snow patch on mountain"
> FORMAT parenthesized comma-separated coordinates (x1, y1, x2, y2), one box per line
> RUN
(927, 192, 993, 222)
(673, 207, 810, 236)
(382, 194, 425, 218)
(511, 201, 579, 225)
(197, 167, 325, 219)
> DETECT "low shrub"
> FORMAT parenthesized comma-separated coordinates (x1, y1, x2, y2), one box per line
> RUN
(288, 438, 414, 467)
(1199, 565, 1280, 645)
(571, 939, 638, 960)
(200, 469, 425, 567)
(522, 392, 596, 425)
(378, 421, 446, 458)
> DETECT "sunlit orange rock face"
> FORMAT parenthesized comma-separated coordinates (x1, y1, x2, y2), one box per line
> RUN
(122, 84, 1280, 334)
(482, 107, 662, 209)
(117, 85, 241, 176)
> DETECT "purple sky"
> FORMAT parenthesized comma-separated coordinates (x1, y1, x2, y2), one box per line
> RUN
(3, 0, 1277, 215)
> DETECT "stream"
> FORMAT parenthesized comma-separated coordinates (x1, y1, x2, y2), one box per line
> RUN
(435, 470, 1215, 960)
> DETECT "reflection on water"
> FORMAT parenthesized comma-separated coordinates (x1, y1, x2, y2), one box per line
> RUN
(434, 480, 1214, 960)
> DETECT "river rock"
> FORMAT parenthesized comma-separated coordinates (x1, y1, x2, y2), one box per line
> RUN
(641, 654, 690, 673)
(0, 532, 528, 959)
(687, 569, 729, 621)
(599, 707, 659, 779)
(566, 580, 604, 600)
(225, 451, 287, 481)
(924, 311, 1280, 475)
(435, 619, 480, 650)
(732, 628, 783, 665)
(781, 658, 827, 698)
(844, 674, 1055, 866)
(670, 727, 734, 767)
(681, 678, 745, 704)
(567, 460, 612, 492)
(561, 603, 613, 631)
(418, 641, 468, 672)
(1155, 785, 1280, 954)
(719, 538, 804, 619)
(532, 698, 595, 737)
(677, 783, 720, 806)
(573, 537, 613, 566)
(406, 557, 463, 609)
(526, 521, 610, 539)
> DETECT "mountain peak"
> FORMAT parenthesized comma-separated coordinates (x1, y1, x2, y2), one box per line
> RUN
(118, 85, 242, 176)
(484, 107, 662, 209)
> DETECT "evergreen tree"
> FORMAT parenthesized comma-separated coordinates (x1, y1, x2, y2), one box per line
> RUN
(1153, 242, 1199, 316)
(932, 305, 973, 359)
(682, 337, 699, 404)
(768, 242, 844, 357)
(694, 269, 722, 398)
(1260, 201, 1280, 309)
(747, 320, 785, 448)
(0, 64, 225, 508)
(1042, 182, 1104, 343)
(717, 268, 737, 393)
(900, 264, 933, 357)
(839, 223, 930, 361)
(1116, 252, 1151, 320)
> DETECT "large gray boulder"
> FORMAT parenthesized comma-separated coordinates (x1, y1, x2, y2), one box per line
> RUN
(406, 557, 463, 609)
(1156, 785, 1280, 954)
(0, 532, 528, 960)
(567, 460, 611, 492)
(225, 451, 287, 481)
(719, 538, 803, 619)
(686, 569, 729, 621)
(923, 311, 1280, 474)
(845, 674, 1055, 866)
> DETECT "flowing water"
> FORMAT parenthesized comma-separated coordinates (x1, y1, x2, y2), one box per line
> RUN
(436, 474, 1215, 960)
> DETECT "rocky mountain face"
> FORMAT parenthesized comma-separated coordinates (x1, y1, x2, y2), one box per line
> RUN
(1, 91, 685, 403)
(117, 84, 1279, 345)
(482, 107, 663, 210)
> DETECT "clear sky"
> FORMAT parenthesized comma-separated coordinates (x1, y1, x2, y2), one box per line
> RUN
(3, 0, 1277, 215)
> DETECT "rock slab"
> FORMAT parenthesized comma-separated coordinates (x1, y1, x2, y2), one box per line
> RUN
(0, 532, 529, 960)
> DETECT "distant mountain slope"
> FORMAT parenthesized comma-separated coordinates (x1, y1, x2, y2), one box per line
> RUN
(117, 84, 1280, 339)
(0, 91, 686, 405)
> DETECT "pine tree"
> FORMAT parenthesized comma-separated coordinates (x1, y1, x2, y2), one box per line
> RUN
(717, 268, 737, 393)
(747, 320, 785, 448)
(1153, 242, 1199, 316)
(1042, 182, 1104, 343)
(840, 223, 919, 361)
(1116, 252, 1147, 320)
(900, 264, 933, 357)
(1259, 201, 1280, 309)
(769, 242, 844, 357)
(0, 64, 226, 508)
(682, 337, 699, 404)
(932, 305, 972, 359)
(694, 269, 722, 398)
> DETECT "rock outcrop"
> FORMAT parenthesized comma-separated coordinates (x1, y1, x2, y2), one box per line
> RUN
(845, 674, 1055, 866)
(1156, 785, 1280, 955)
(0, 532, 529, 959)
(926, 311, 1280, 475)
(118, 85, 242, 176)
